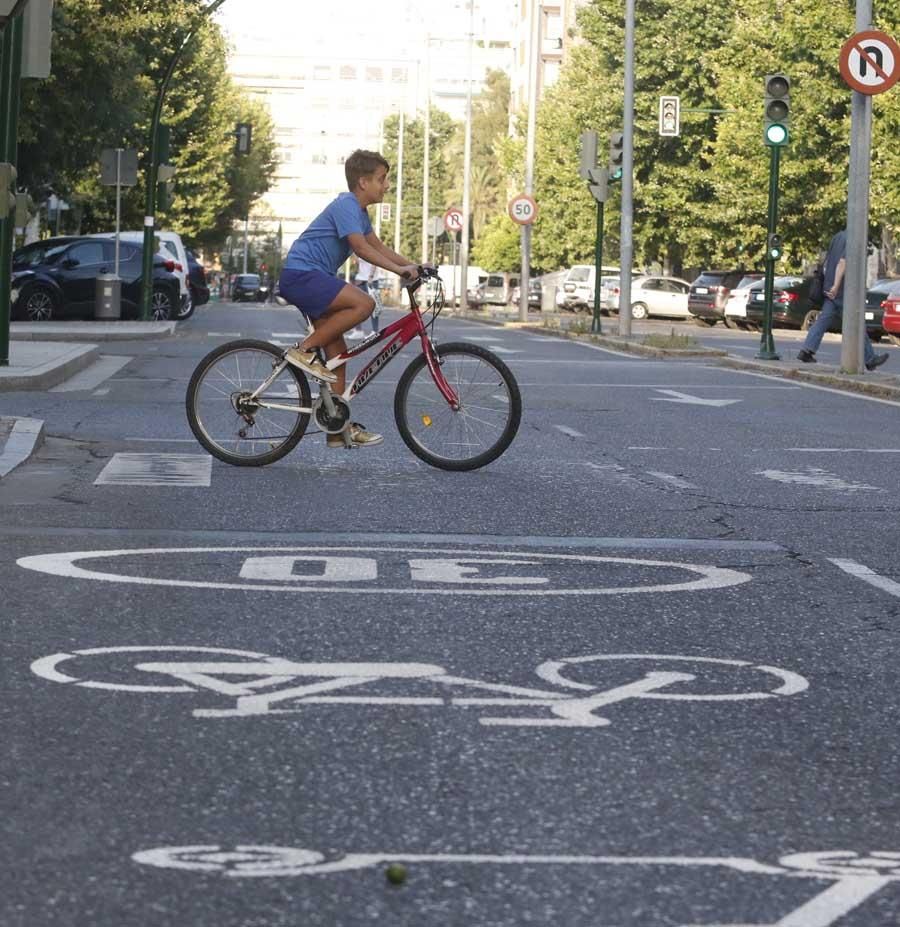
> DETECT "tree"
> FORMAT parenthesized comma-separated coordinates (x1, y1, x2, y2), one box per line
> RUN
(472, 214, 521, 272)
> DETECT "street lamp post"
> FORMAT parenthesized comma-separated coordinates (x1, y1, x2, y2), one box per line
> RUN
(459, 0, 474, 312)
(139, 0, 228, 321)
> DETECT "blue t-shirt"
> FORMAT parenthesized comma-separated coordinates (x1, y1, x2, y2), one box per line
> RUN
(284, 192, 373, 275)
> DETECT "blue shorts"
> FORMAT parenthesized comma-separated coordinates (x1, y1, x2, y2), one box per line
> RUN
(278, 269, 347, 319)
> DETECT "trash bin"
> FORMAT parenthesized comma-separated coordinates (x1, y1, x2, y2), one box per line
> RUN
(541, 284, 557, 313)
(95, 275, 122, 320)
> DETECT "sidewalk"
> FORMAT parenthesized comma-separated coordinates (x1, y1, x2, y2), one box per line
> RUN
(447, 308, 900, 402)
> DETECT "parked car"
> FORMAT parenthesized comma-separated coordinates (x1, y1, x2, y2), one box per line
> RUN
(599, 276, 620, 313)
(509, 277, 542, 309)
(722, 274, 765, 329)
(607, 275, 692, 319)
(11, 236, 181, 322)
(863, 278, 900, 339)
(477, 272, 517, 306)
(880, 282, 900, 346)
(688, 270, 749, 325)
(232, 273, 268, 302)
(186, 250, 210, 308)
(92, 230, 192, 319)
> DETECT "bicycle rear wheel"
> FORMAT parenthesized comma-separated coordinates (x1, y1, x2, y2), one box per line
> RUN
(186, 339, 311, 466)
(394, 342, 521, 471)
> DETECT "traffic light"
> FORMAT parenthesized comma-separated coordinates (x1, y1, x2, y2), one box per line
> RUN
(0, 162, 16, 218)
(608, 131, 623, 181)
(767, 233, 783, 261)
(235, 123, 252, 156)
(763, 74, 790, 146)
(587, 168, 608, 204)
(157, 180, 174, 211)
(579, 131, 598, 180)
(659, 96, 680, 137)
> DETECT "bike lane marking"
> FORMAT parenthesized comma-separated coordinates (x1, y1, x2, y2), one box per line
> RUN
(30, 649, 808, 728)
(828, 558, 900, 598)
(130, 845, 900, 924)
(16, 546, 751, 596)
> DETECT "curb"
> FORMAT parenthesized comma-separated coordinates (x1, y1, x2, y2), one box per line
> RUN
(0, 416, 45, 478)
(521, 326, 727, 358)
(10, 321, 176, 342)
(0, 343, 100, 392)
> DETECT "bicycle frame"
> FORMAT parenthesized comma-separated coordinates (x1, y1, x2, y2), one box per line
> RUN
(248, 282, 459, 413)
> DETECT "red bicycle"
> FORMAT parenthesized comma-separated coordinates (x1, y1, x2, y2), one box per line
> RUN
(185, 268, 522, 471)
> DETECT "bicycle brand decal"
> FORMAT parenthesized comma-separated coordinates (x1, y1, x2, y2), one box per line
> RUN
(16, 546, 753, 596)
(350, 339, 403, 396)
(30, 649, 808, 728)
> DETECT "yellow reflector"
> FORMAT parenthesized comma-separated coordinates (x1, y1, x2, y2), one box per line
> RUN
(422, 414, 433, 427)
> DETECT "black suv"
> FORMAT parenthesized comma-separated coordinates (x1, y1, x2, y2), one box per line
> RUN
(232, 273, 267, 302)
(11, 236, 181, 322)
(688, 270, 748, 325)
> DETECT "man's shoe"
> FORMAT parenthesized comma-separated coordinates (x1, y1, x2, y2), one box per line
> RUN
(797, 349, 817, 363)
(284, 346, 337, 382)
(327, 422, 384, 448)
(866, 352, 889, 371)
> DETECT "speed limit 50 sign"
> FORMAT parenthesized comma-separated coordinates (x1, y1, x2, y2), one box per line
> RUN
(508, 194, 538, 226)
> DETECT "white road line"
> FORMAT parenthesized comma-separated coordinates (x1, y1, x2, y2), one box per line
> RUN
(463, 336, 502, 342)
(645, 471, 698, 489)
(488, 346, 522, 354)
(93, 388, 110, 396)
(126, 437, 198, 443)
(787, 448, 900, 453)
(719, 365, 900, 408)
(651, 389, 741, 407)
(94, 453, 212, 487)
(572, 341, 645, 359)
(829, 559, 900, 598)
(554, 425, 584, 438)
(50, 355, 133, 392)
(757, 468, 883, 492)
(271, 332, 303, 338)
(207, 332, 242, 337)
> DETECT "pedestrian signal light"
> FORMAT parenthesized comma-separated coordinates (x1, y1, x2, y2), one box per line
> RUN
(764, 74, 790, 146)
(659, 96, 680, 137)
(767, 233, 783, 261)
(579, 131, 598, 180)
(0, 162, 16, 218)
(608, 131, 624, 180)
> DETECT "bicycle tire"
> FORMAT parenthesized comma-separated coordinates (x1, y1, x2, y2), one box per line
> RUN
(394, 342, 521, 471)
(186, 339, 311, 467)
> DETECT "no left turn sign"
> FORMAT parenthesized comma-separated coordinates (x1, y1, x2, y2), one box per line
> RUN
(840, 30, 900, 95)
(443, 207, 463, 234)
(508, 193, 538, 226)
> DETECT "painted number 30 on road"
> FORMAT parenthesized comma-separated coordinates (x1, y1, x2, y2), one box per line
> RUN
(508, 194, 538, 226)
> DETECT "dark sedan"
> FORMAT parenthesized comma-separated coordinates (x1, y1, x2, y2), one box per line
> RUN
(231, 273, 268, 302)
(11, 236, 181, 322)
(186, 250, 210, 309)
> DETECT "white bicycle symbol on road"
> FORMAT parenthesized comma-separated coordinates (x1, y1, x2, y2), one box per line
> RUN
(133, 845, 900, 925)
(32, 648, 808, 729)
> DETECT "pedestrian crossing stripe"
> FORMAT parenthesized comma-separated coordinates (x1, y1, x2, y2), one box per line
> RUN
(95, 453, 212, 487)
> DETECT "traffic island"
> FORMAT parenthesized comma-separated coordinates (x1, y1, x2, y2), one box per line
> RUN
(0, 342, 99, 391)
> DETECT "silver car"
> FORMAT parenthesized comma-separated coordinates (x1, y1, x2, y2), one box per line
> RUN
(607, 275, 692, 319)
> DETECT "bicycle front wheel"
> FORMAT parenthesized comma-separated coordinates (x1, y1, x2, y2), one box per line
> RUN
(186, 339, 311, 466)
(394, 342, 521, 471)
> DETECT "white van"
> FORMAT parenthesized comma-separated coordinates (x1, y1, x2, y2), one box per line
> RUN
(92, 230, 193, 319)
(556, 264, 621, 311)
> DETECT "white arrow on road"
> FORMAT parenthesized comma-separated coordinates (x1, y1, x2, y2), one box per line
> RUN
(650, 390, 741, 407)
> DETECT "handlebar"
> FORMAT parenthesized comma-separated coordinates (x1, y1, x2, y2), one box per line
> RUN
(400, 265, 440, 289)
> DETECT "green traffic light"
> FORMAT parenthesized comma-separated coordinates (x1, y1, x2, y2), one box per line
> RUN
(765, 123, 788, 145)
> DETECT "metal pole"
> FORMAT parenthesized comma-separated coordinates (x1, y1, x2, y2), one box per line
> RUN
(421, 44, 430, 264)
(393, 107, 404, 302)
(617, 0, 635, 337)
(592, 202, 604, 334)
(0, 13, 23, 367)
(242, 215, 248, 273)
(519, 0, 540, 322)
(459, 0, 474, 312)
(756, 145, 781, 360)
(841, 0, 873, 374)
(114, 148, 122, 276)
(140, 0, 227, 320)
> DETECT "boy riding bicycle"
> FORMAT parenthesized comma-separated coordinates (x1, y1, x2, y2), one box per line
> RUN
(278, 149, 422, 448)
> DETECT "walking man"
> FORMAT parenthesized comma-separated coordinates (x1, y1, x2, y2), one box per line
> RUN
(798, 228, 888, 371)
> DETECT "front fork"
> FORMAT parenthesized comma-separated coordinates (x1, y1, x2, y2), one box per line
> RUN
(422, 337, 460, 410)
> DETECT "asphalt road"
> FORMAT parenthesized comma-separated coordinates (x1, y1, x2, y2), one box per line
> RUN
(3, 300, 900, 926)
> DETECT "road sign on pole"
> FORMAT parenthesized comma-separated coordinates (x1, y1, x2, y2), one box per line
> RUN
(507, 194, 537, 226)
(443, 207, 463, 234)
(839, 30, 900, 95)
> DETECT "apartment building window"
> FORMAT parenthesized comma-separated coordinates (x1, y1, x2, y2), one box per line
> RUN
(366, 66, 384, 82)
(391, 67, 408, 83)
(340, 65, 357, 80)
(313, 65, 331, 80)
